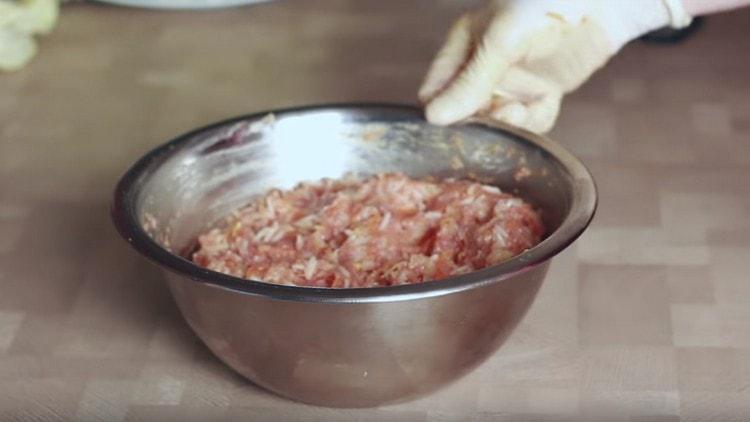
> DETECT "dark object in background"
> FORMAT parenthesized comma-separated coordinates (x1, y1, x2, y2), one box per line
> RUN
(641, 17, 705, 44)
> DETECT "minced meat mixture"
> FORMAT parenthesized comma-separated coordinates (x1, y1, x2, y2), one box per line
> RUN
(192, 173, 544, 288)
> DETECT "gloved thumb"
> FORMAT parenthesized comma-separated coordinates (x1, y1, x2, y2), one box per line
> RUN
(490, 68, 563, 133)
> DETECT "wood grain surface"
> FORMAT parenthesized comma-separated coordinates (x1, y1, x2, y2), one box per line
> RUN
(1, 1, 749, 420)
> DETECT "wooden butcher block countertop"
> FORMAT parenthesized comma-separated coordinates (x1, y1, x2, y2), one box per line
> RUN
(1, 1, 750, 420)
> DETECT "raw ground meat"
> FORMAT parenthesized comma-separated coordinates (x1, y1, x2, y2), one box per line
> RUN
(192, 173, 544, 288)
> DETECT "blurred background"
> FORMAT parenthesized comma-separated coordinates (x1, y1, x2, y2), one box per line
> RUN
(1, 1, 749, 420)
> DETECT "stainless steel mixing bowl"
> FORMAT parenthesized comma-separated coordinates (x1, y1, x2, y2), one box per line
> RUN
(112, 104, 596, 408)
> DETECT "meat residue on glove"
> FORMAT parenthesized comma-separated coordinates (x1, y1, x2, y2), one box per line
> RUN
(192, 173, 544, 288)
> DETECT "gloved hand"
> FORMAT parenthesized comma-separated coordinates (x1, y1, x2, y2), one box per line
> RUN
(419, 0, 692, 133)
(0, 0, 59, 72)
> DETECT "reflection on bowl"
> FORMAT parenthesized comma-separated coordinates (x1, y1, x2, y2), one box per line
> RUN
(112, 104, 596, 408)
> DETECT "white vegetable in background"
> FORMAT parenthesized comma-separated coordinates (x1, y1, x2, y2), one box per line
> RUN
(419, 0, 693, 133)
(0, 0, 59, 72)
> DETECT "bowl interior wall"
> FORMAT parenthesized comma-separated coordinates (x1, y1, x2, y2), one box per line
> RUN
(134, 108, 573, 259)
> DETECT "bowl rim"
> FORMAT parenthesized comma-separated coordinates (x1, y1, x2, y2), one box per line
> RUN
(112, 103, 597, 304)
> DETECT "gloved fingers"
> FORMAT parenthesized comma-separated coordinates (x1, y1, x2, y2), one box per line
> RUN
(489, 99, 528, 128)
(0, 28, 37, 72)
(492, 67, 563, 133)
(418, 13, 473, 103)
(492, 65, 555, 102)
(22, 0, 59, 34)
(521, 90, 562, 133)
(0, 0, 58, 34)
(488, 90, 562, 134)
(488, 68, 563, 133)
(424, 27, 516, 126)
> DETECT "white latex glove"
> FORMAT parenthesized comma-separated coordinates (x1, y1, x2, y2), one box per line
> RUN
(419, 0, 692, 133)
(0, 0, 59, 72)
